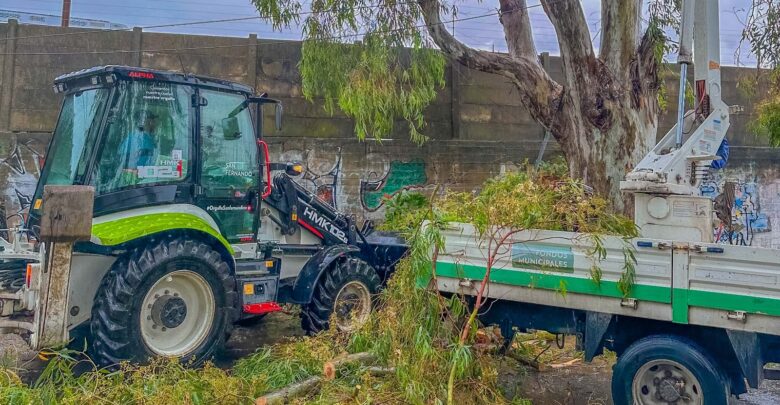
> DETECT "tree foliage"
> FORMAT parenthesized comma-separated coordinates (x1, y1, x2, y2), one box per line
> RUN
(252, 0, 446, 142)
(740, 1, 780, 144)
(248, 0, 669, 210)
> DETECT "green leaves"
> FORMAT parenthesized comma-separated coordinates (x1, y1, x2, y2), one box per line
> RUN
(750, 69, 780, 145)
(253, 0, 449, 143)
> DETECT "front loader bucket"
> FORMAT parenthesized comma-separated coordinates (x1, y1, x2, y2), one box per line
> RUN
(0, 185, 94, 351)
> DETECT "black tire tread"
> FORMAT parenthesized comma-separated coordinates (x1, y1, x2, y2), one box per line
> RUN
(301, 257, 380, 334)
(611, 334, 729, 405)
(89, 237, 237, 366)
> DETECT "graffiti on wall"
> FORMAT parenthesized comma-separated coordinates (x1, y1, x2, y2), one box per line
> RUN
(700, 169, 771, 246)
(360, 159, 428, 212)
(277, 147, 343, 209)
(0, 134, 46, 230)
(274, 146, 432, 219)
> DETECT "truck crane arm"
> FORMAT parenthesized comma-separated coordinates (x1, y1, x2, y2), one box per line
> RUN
(620, 0, 735, 196)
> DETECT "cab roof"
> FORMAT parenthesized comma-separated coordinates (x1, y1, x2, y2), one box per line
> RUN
(54, 65, 254, 95)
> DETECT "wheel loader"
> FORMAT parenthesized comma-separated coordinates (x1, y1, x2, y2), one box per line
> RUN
(0, 65, 407, 366)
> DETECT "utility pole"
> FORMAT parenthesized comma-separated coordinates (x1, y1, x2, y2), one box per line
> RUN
(61, 0, 71, 27)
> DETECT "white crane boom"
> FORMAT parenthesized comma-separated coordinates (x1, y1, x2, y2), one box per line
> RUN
(620, 0, 738, 242)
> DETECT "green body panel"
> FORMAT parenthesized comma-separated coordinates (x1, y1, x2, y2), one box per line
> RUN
(686, 289, 780, 317)
(434, 261, 780, 319)
(672, 288, 690, 324)
(92, 213, 233, 253)
(433, 261, 671, 303)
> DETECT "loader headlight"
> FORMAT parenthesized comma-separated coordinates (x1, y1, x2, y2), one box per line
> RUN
(285, 162, 303, 176)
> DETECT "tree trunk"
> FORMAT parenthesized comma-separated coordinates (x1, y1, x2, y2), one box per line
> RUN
(556, 95, 658, 213)
(418, 0, 661, 213)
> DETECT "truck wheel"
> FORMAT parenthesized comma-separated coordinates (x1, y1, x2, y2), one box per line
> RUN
(90, 238, 237, 366)
(612, 335, 729, 405)
(301, 257, 380, 334)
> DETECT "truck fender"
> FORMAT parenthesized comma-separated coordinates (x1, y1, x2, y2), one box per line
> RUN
(290, 244, 360, 304)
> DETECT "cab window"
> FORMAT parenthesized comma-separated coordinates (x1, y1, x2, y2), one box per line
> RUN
(92, 81, 192, 194)
(199, 90, 258, 197)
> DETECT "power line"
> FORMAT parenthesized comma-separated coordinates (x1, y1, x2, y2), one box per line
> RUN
(16, 2, 267, 20)
(6, 8, 529, 55)
(0, 1, 411, 42)
(0, 1, 567, 61)
(1, 1, 549, 44)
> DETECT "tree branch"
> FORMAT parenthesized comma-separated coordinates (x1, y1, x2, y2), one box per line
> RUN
(630, 29, 661, 108)
(418, 0, 562, 131)
(498, 0, 536, 59)
(540, 0, 595, 76)
(599, 0, 642, 74)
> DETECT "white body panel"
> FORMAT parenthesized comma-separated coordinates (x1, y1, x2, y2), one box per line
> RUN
(436, 223, 780, 336)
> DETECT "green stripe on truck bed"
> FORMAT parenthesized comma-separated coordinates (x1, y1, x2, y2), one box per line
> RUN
(432, 261, 780, 320)
(433, 261, 672, 303)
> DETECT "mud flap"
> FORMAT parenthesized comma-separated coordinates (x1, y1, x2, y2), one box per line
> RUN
(726, 329, 763, 388)
(584, 311, 613, 361)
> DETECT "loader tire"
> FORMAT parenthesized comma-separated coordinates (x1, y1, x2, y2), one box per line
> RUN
(301, 257, 380, 334)
(89, 238, 237, 366)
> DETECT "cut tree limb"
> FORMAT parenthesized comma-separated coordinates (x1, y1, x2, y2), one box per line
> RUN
(550, 358, 582, 368)
(255, 352, 379, 404)
(254, 376, 322, 405)
(364, 366, 396, 377)
(323, 352, 377, 380)
(506, 350, 546, 371)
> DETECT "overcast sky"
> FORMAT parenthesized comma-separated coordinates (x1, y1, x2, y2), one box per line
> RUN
(3, 0, 758, 66)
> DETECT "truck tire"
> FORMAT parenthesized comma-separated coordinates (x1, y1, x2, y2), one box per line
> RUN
(90, 238, 237, 366)
(612, 335, 729, 405)
(301, 257, 380, 334)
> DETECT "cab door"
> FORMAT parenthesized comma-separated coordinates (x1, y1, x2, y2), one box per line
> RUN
(196, 89, 260, 243)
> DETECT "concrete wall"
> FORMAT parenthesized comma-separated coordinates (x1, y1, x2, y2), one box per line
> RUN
(1, 21, 778, 248)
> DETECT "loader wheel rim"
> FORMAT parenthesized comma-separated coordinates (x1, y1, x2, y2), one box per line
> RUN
(140, 270, 215, 357)
(334, 281, 371, 332)
(632, 359, 703, 405)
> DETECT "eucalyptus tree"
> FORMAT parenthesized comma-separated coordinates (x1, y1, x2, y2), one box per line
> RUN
(252, 0, 770, 210)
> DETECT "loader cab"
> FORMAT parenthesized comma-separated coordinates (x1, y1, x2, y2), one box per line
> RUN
(28, 66, 281, 244)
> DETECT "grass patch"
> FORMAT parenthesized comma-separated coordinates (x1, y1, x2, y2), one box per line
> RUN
(1, 165, 635, 404)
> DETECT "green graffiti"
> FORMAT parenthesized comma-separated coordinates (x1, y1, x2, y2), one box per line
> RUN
(361, 160, 427, 211)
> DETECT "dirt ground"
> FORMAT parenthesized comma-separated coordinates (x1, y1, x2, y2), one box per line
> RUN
(229, 312, 780, 404)
(2, 311, 779, 404)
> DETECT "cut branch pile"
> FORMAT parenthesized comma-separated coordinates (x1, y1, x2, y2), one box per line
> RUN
(254, 352, 387, 404)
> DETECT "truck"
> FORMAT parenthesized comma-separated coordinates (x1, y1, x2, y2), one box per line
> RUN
(432, 0, 780, 404)
(0, 65, 406, 366)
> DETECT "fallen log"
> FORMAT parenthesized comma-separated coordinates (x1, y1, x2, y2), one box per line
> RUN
(549, 358, 581, 369)
(323, 352, 377, 380)
(254, 352, 381, 404)
(254, 376, 321, 405)
(364, 366, 395, 377)
(506, 350, 546, 371)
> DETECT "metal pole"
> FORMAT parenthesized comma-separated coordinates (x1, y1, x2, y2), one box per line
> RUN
(674, 64, 688, 148)
(534, 131, 551, 169)
(61, 0, 71, 27)
(675, 0, 694, 148)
